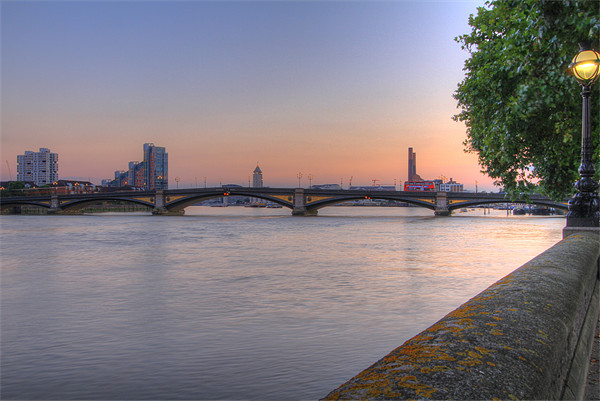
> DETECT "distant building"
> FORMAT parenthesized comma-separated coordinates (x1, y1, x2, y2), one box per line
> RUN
(253, 164, 263, 188)
(313, 184, 342, 190)
(53, 180, 95, 193)
(350, 185, 396, 191)
(130, 161, 145, 188)
(438, 178, 464, 192)
(143, 143, 168, 190)
(17, 148, 58, 186)
(250, 164, 263, 204)
(112, 170, 129, 187)
(407, 147, 423, 182)
(104, 143, 168, 190)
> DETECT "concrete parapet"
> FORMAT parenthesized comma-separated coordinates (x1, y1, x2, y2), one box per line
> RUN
(322, 233, 600, 400)
(563, 226, 600, 240)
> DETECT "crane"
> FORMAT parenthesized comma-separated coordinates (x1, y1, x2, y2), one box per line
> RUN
(5, 160, 13, 181)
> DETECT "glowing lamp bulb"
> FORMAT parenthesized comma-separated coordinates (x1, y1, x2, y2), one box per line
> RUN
(570, 49, 600, 86)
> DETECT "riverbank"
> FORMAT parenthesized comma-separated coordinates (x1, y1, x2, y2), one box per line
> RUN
(2, 202, 151, 214)
(322, 232, 600, 400)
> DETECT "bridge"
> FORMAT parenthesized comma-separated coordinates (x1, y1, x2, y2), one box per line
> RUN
(0, 187, 569, 216)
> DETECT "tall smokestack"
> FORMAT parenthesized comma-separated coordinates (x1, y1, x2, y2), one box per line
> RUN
(408, 147, 416, 181)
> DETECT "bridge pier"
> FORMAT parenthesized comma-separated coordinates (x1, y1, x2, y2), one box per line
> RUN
(292, 188, 318, 216)
(434, 192, 451, 216)
(48, 195, 61, 214)
(151, 190, 185, 215)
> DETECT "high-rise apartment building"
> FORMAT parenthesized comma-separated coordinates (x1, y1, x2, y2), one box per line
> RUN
(143, 143, 168, 190)
(106, 143, 167, 189)
(17, 148, 58, 185)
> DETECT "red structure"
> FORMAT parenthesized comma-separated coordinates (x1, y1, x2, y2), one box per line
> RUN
(404, 181, 435, 191)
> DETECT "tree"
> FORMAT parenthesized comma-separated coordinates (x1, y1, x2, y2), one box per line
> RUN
(7, 181, 26, 191)
(453, 0, 599, 200)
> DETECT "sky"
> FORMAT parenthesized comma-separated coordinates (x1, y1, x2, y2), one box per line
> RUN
(1, 0, 496, 191)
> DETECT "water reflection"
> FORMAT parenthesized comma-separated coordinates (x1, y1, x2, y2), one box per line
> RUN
(1, 207, 564, 400)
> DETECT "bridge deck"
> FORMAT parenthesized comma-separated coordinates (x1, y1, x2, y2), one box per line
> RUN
(1, 187, 570, 214)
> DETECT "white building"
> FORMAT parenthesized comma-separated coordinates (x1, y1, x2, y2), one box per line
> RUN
(253, 164, 263, 188)
(438, 178, 464, 192)
(250, 164, 264, 204)
(17, 148, 58, 186)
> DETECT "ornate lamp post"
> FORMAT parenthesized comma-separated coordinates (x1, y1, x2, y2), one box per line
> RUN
(566, 43, 600, 228)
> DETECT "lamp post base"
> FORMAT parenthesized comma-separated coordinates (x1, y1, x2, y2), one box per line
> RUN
(566, 215, 600, 228)
(564, 213, 599, 238)
(563, 224, 600, 239)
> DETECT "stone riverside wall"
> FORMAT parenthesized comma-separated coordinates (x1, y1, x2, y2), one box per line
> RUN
(322, 232, 600, 400)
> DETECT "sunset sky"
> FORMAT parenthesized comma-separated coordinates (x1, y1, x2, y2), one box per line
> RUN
(1, 0, 496, 191)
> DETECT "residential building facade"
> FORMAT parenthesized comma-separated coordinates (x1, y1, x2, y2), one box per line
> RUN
(438, 179, 464, 192)
(17, 148, 58, 186)
(105, 143, 168, 190)
(143, 143, 168, 190)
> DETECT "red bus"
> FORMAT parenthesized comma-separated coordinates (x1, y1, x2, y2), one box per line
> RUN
(404, 181, 435, 191)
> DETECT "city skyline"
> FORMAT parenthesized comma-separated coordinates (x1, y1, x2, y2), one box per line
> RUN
(1, 0, 496, 191)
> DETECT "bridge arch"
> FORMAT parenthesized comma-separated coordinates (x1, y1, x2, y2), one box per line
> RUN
(164, 191, 294, 212)
(57, 197, 155, 211)
(0, 196, 156, 213)
(0, 199, 52, 210)
(305, 194, 437, 212)
(447, 198, 569, 212)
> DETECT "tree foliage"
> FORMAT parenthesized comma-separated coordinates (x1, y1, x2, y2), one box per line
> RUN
(454, 0, 599, 200)
(7, 181, 26, 191)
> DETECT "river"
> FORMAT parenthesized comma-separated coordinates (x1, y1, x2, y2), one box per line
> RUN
(1, 206, 565, 400)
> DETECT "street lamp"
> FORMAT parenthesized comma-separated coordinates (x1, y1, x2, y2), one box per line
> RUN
(297, 172, 303, 187)
(566, 42, 600, 228)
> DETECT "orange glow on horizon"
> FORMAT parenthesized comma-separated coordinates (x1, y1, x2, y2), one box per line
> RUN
(1, 0, 497, 191)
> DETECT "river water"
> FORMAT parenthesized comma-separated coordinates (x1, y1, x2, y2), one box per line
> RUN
(1, 206, 565, 400)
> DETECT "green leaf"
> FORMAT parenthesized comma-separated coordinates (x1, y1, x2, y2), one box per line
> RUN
(453, 0, 599, 200)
